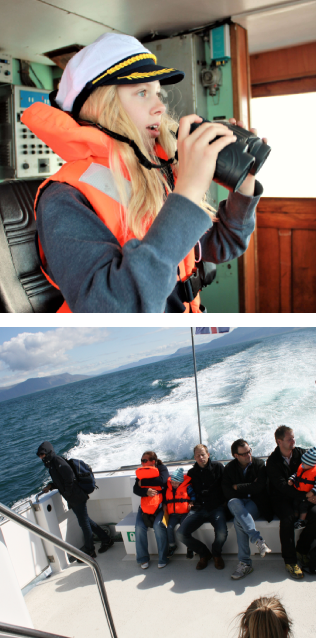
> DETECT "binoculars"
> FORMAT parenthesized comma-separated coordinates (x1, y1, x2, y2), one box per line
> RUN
(188, 118, 271, 192)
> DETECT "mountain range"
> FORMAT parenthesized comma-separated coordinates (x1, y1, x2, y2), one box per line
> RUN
(0, 327, 303, 402)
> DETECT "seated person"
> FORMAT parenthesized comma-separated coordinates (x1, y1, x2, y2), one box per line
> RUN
(177, 444, 228, 570)
(133, 450, 169, 569)
(164, 467, 195, 557)
(222, 439, 273, 580)
(288, 446, 316, 529)
(266, 426, 316, 579)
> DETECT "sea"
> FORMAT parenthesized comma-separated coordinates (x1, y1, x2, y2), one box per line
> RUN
(1, 328, 316, 509)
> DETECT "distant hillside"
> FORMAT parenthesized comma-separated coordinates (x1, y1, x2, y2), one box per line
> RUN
(0, 328, 305, 401)
(99, 327, 303, 373)
(169, 327, 301, 358)
(0, 373, 90, 402)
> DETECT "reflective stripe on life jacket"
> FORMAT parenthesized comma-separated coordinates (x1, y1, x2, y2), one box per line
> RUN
(136, 466, 163, 514)
(165, 475, 192, 515)
(293, 464, 316, 492)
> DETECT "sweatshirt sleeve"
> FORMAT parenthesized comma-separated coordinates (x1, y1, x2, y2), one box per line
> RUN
(36, 184, 212, 313)
(200, 181, 262, 263)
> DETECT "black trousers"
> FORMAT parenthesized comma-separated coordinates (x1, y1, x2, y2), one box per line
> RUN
(274, 500, 316, 563)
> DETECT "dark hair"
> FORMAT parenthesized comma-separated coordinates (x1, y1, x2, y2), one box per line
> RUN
(231, 439, 248, 456)
(194, 444, 209, 455)
(142, 451, 162, 465)
(274, 425, 293, 444)
(237, 596, 292, 638)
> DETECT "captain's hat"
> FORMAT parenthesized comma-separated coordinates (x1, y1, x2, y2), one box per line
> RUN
(56, 33, 185, 117)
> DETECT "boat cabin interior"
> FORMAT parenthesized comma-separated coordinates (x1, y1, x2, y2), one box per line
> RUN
(1, 0, 316, 313)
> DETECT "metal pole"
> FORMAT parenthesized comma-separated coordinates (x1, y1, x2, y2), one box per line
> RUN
(190, 328, 202, 444)
(0, 622, 68, 638)
(0, 502, 118, 638)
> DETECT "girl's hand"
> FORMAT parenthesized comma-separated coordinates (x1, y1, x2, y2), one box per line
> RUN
(174, 115, 237, 205)
(288, 479, 294, 486)
(147, 488, 158, 497)
(229, 118, 268, 196)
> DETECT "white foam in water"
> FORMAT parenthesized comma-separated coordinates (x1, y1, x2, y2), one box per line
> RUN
(67, 335, 316, 471)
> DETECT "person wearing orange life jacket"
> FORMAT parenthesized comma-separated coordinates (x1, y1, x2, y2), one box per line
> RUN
(164, 467, 195, 558)
(288, 447, 316, 530)
(133, 451, 169, 569)
(21, 32, 264, 313)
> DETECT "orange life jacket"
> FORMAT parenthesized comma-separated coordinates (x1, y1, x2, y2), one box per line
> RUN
(136, 466, 163, 514)
(165, 475, 192, 515)
(21, 102, 201, 313)
(293, 464, 316, 492)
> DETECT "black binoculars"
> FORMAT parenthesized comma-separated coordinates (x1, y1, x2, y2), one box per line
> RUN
(188, 118, 271, 192)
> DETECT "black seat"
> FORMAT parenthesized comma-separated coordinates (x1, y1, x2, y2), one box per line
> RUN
(0, 179, 63, 312)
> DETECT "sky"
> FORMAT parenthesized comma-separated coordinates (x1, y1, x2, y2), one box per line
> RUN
(0, 327, 229, 388)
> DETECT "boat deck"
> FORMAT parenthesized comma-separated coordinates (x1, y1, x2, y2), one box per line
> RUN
(24, 543, 316, 638)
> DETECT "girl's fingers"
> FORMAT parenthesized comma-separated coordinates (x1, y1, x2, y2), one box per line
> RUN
(177, 114, 203, 141)
(205, 133, 237, 156)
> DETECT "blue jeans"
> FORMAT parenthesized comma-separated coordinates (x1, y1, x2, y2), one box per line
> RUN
(177, 506, 228, 557)
(135, 507, 168, 564)
(72, 502, 110, 553)
(228, 498, 261, 566)
(167, 513, 188, 545)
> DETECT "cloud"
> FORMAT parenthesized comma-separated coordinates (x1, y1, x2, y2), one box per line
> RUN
(0, 328, 109, 372)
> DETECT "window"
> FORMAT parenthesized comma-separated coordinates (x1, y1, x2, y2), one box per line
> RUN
(251, 92, 316, 197)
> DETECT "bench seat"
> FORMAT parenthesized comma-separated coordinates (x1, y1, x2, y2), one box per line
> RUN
(116, 511, 288, 556)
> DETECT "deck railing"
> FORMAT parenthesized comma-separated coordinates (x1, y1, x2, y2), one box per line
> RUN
(0, 622, 68, 638)
(0, 502, 118, 638)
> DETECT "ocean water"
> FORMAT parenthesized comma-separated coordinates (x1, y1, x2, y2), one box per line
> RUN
(1, 328, 316, 508)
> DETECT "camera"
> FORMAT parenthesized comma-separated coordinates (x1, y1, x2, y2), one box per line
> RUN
(188, 118, 271, 192)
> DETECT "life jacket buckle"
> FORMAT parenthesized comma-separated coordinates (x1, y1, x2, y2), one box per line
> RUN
(181, 268, 202, 302)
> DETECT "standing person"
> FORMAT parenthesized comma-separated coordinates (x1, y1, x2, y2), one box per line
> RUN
(237, 596, 292, 638)
(164, 467, 195, 557)
(177, 444, 227, 570)
(222, 439, 273, 580)
(36, 441, 113, 558)
(266, 426, 316, 579)
(22, 32, 264, 313)
(133, 451, 169, 569)
(288, 446, 316, 528)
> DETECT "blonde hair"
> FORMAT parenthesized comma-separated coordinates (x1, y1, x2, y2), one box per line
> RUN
(79, 85, 214, 240)
(237, 596, 292, 638)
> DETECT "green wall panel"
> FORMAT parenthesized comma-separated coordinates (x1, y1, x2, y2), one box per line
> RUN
(12, 59, 54, 90)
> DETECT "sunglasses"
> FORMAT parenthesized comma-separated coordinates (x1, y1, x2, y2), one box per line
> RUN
(237, 448, 252, 457)
(141, 458, 151, 463)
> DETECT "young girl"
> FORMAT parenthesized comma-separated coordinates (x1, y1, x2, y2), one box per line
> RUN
(237, 596, 292, 638)
(22, 32, 263, 313)
(288, 446, 316, 529)
(164, 467, 195, 557)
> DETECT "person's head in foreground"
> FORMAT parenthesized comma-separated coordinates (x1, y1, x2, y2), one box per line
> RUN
(237, 596, 292, 638)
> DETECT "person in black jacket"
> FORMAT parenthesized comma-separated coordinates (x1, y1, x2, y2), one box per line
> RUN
(133, 450, 169, 569)
(37, 441, 112, 558)
(266, 425, 316, 579)
(177, 444, 227, 570)
(222, 439, 273, 580)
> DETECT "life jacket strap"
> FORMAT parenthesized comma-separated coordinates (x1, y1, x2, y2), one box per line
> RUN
(79, 120, 176, 172)
(176, 267, 203, 303)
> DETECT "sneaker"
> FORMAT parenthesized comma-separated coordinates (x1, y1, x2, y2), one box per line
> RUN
(141, 562, 149, 569)
(98, 538, 114, 553)
(285, 563, 304, 579)
(256, 538, 272, 557)
(231, 562, 253, 580)
(158, 563, 167, 568)
(186, 549, 194, 559)
(294, 520, 307, 530)
(168, 544, 177, 557)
